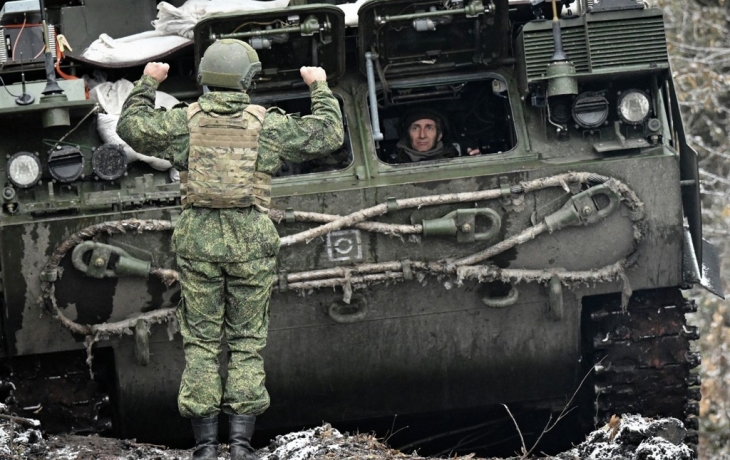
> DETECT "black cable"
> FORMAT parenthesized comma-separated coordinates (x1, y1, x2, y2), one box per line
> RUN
(0, 77, 21, 97)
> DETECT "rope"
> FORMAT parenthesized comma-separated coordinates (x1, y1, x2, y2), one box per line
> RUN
(39, 173, 645, 364)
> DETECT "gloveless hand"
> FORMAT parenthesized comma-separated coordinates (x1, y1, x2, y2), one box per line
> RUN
(300, 66, 327, 87)
(144, 62, 170, 83)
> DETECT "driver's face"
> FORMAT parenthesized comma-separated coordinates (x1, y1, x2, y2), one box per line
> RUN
(408, 118, 442, 152)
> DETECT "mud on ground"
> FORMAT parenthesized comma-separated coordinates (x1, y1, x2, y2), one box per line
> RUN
(0, 414, 695, 460)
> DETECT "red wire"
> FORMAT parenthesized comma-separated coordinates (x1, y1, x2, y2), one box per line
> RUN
(9, 15, 50, 62)
(33, 43, 45, 60)
(11, 16, 27, 62)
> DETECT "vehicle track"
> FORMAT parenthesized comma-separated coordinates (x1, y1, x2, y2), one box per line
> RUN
(585, 288, 700, 455)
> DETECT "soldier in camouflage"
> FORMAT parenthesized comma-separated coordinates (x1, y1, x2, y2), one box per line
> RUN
(117, 39, 344, 460)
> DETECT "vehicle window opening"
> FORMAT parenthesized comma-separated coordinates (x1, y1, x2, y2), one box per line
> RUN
(251, 93, 353, 177)
(372, 77, 516, 164)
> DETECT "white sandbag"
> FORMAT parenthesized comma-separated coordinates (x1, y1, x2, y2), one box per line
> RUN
(90, 78, 180, 115)
(154, 0, 291, 39)
(82, 31, 192, 65)
(97, 114, 175, 171)
(91, 79, 180, 171)
(90, 79, 134, 115)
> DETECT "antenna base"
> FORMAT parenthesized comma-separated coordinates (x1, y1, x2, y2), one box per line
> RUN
(41, 77, 64, 96)
(15, 92, 35, 106)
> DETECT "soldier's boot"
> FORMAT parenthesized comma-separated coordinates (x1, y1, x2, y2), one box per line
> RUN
(191, 416, 219, 460)
(229, 414, 258, 460)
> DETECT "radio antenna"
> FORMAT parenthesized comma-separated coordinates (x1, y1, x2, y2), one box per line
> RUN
(38, 0, 64, 96)
(15, 55, 35, 105)
(550, 0, 568, 62)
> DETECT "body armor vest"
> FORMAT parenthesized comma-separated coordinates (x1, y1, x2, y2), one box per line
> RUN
(182, 103, 271, 210)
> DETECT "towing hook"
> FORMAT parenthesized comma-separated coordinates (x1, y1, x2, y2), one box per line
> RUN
(71, 241, 151, 279)
(544, 183, 621, 232)
(422, 208, 501, 243)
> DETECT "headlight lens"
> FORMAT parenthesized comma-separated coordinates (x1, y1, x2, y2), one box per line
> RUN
(8, 152, 42, 188)
(617, 90, 651, 125)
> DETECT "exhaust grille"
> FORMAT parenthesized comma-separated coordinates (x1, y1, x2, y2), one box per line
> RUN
(587, 16, 667, 69)
(521, 11, 668, 83)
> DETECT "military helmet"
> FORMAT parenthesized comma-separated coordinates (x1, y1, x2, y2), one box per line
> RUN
(197, 39, 262, 90)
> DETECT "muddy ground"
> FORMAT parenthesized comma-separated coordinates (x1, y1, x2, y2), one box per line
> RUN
(0, 414, 694, 460)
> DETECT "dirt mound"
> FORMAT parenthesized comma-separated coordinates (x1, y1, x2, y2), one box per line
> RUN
(0, 414, 694, 460)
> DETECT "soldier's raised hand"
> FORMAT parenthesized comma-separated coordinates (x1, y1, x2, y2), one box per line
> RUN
(144, 62, 170, 83)
(300, 66, 327, 87)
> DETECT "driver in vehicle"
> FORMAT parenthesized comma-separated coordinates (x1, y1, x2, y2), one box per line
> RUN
(392, 109, 480, 163)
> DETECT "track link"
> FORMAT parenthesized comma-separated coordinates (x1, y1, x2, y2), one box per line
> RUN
(585, 288, 700, 451)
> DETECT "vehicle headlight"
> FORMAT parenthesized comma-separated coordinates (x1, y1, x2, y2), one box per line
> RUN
(617, 90, 651, 125)
(7, 152, 42, 188)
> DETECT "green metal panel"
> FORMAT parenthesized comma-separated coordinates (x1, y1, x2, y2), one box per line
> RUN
(521, 9, 668, 83)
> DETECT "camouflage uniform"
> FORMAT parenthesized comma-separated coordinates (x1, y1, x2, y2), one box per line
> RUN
(117, 75, 344, 419)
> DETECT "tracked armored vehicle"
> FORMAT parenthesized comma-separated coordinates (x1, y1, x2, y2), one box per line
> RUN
(0, 0, 722, 455)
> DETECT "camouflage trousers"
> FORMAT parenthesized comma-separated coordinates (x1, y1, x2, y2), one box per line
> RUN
(176, 255, 276, 419)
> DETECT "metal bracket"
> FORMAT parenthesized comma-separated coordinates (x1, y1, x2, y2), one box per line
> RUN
(589, 0, 644, 13)
(285, 207, 296, 223)
(422, 208, 501, 243)
(544, 183, 621, 232)
(278, 270, 289, 293)
(547, 275, 564, 321)
(328, 296, 368, 324)
(499, 175, 522, 212)
(593, 121, 651, 153)
(71, 241, 151, 279)
(355, 165, 367, 180)
(40, 269, 58, 283)
(134, 319, 150, 366)
(386, 196, 399, 213)
(481, 285, 519, 308)
(499, 176, 512, 198)
(401, 259, 413, 281)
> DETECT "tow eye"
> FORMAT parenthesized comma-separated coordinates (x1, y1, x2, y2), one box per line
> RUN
(328, 296, 368, 324)
(544, 183, 621, 232)
(72, 242, 151, 278)
(422, 208, 501, 243)
(481, 283, 519, 308)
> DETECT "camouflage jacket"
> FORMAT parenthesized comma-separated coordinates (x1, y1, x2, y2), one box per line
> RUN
(117, 75, 344, 262)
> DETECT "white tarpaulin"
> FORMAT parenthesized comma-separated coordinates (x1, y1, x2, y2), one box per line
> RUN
(81, 0, 370, 66)
(82, 0, 290, 65)
(81, 31, 191, 66)
(154, 0, 291, 39)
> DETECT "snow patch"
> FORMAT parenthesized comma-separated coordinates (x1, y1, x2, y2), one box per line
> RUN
(260, 425, 344, 460)
(559, 414, 693, 460)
